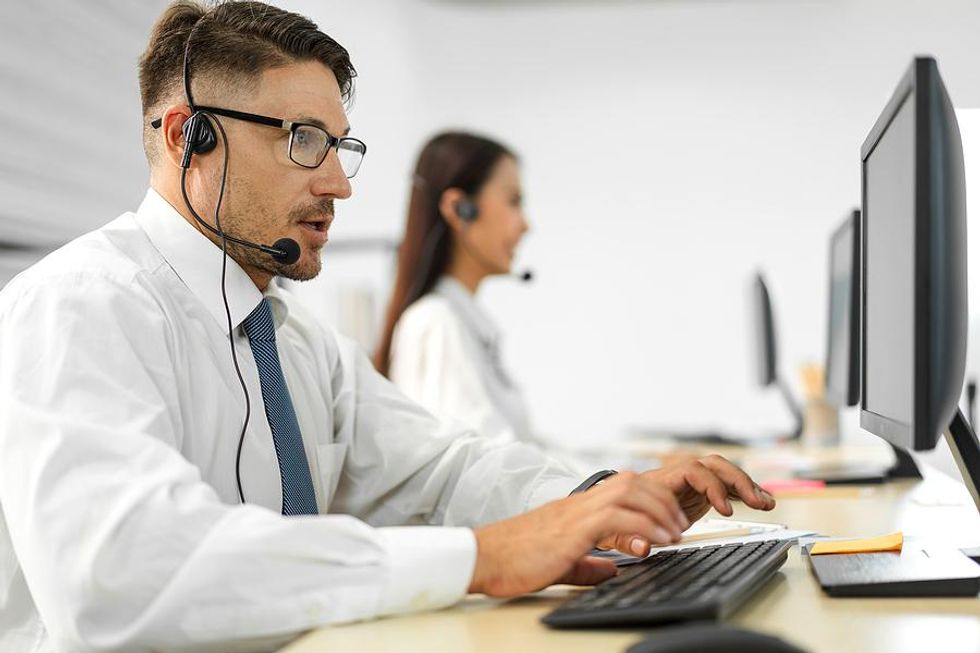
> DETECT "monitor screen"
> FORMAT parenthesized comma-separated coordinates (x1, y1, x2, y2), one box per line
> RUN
(863, 95, 915, 426)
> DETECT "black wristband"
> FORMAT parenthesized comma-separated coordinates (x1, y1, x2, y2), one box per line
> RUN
(569, 469, 618, 495)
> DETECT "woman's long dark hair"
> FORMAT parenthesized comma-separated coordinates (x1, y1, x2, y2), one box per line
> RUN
(373, 131, 515, 376)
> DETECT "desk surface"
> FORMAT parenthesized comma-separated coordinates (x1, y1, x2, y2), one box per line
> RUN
(282, 444, 980, 653)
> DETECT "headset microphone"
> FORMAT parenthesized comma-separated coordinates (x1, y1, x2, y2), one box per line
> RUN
(179, 165, 302, 265)
(271, 238, 301, 265)
(514, 269, 534, 283)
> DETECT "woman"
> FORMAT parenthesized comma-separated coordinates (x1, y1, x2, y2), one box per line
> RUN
(374, 131, 542, 449)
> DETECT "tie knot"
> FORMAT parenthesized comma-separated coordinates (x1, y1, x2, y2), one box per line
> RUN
(243, 298, 276, 342)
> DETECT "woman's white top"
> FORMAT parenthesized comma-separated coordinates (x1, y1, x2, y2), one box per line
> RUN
(390, 277, 537, 447)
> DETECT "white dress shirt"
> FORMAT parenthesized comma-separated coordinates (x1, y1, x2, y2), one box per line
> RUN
(0, 189, 580, 653)
(390, 277, 538, 447)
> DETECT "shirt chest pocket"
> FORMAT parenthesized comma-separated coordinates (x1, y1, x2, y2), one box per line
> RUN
(314, 442, 347, 511)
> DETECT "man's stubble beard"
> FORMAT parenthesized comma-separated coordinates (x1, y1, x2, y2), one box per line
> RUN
(217, 189, 332, 283)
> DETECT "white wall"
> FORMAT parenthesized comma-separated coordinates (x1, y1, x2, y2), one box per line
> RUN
(0, 1, 167, 284)
(276, 0, 431, 348)
(285, 0, 980, 447)
(3, 0, 980, 452)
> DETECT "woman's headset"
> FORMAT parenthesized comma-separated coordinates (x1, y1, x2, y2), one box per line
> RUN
(404, 175, 530, 312)
(454, 197, 479, 223)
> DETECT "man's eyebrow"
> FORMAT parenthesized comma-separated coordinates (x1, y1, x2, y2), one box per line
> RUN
(297, 116, 351, 136)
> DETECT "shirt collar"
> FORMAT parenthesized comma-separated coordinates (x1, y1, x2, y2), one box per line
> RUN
(134, 188, 289, 334)
(434, 276, 500, 347)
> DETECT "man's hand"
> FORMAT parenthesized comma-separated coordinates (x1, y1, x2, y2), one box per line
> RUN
(645, 454, 776, 521)
(468, 471, 687, 597)
(467, 456, 776, 597)
(619, 454, 777, 557)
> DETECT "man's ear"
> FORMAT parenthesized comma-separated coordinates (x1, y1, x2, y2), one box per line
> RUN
(438, 187, 469, 232)
(159, 105, 193, 168)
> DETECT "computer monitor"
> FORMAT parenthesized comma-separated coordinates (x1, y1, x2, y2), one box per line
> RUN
(752, 273, 803, 438)
(627, 274, 802, 445)
(860, 56, 980, 509)
(752, 274, 776, 387)
(824, 209, 861, 408)
(814, 208, 921, 483)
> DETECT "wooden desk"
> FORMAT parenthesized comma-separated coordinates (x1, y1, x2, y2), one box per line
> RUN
(282, 449, 980, 653)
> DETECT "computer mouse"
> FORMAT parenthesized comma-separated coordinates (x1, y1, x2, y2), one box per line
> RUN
(624, 623, 808, 653)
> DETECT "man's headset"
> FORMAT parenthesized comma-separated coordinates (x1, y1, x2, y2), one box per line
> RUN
(176, 27, 301, 265)
(170, 19, 299, 506)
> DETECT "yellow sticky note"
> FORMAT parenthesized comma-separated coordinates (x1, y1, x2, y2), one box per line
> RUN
(810, 531, 903, 555)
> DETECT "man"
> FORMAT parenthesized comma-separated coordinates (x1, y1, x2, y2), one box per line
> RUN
(0, 2, 775, 651)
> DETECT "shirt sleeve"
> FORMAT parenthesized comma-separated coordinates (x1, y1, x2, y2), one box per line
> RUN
(0, 274, 477, 652)
(328, 330, 581, 530)
(389, 300, 518, 445)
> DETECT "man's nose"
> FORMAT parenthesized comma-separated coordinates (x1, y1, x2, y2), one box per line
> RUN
(310, 150, 352, 199)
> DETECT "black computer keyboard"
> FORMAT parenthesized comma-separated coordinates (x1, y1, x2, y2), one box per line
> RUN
(542, 539, 794, 628)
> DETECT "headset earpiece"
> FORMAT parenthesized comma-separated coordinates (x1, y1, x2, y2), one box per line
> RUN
(454, 198, 479, 223)
(181, 112, 217, 166)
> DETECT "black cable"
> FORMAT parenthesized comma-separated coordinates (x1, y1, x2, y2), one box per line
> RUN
(179, 112, 252, 504)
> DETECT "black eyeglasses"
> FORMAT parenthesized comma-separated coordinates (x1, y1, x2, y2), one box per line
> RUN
(151, 106, 367, 178)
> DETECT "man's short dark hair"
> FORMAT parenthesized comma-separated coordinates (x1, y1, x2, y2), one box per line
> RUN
(138, 0, 356, 164)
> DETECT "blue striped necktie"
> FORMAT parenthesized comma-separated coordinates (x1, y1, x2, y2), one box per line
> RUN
(242, 299, 319, 516)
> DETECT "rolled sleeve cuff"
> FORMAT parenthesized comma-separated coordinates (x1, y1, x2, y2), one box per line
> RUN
(376, 526, 476, 617)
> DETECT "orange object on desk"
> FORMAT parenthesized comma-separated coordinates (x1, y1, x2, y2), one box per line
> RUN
(810, 531, 904, 555)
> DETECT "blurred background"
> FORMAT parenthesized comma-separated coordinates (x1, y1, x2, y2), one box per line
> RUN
(1, 0, 978, 450)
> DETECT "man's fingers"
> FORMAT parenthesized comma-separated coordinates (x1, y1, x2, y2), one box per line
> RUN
(556, 556, 618, 586)
(587, 505, 676, 551)
(637, 479, 690, 530)
(586, 473, 688, 535)
(682, 462, 733, 515)
(613, 534, 652, 557)
(595, 532, 655, 557)
(596, 533, 655, 556)
(613, 484, 687, 538)
(731, 484, 776, 510)
(700, 454, 776, 510)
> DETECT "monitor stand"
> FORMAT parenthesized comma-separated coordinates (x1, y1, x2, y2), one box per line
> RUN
(806, 539, 980, 597)
(945, 408, 980, 514)
(807, 408, 980, 595)
(946, 410, 980, 564)
(887, 443, 923, 479)
(794, 444, 921, 485)
(775, 375, 804, 440)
